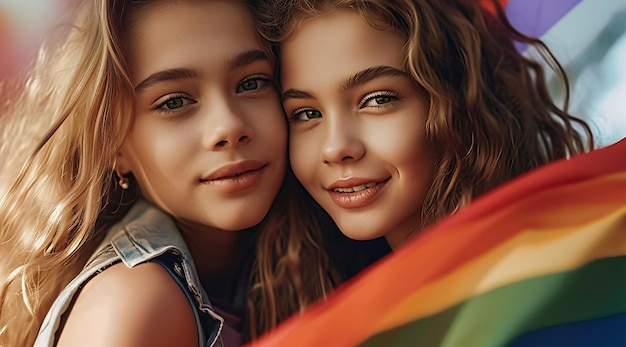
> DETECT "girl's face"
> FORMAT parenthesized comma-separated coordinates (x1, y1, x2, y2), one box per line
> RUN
(118, 1, 286, 233)
(281, 10, 435, 248)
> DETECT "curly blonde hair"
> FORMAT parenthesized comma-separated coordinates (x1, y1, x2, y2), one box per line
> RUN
(0, 1, 341, 345)
(255, 0, 594, 229)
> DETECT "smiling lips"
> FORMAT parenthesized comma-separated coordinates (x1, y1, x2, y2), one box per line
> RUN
(327, 178, 389, 208)
(332, 182, 379, 193)
(201, 160, 266, 192)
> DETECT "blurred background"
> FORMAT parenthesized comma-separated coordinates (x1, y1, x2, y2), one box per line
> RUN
(1, 0, 625, 147)
(518, 0, 626, 147)
(0, 0, 78, 80)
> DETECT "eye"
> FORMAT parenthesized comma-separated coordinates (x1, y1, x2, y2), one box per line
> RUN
(153, 93, 196, 113)
(237, 75, 271, 93)
(359, 91, 400, 109)
(288, 108, 322, 123)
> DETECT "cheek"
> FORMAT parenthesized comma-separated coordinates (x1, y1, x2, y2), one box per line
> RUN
(393, 131, 432, 173)
(251, 96, 287, 136)
(255, 111, 288, 156)
(379, 103, 430, 162)
(394, 131, 435, 192)
(288, 132, 316, 181)
(124, 122, 194, 173)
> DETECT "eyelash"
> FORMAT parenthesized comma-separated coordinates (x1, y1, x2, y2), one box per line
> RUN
(237, 75, 272, 93)
(288, 108, 320, 124)
(153, 93, 195, 114)
(359, 90, 401, 109)
(287, 90, 401, 123)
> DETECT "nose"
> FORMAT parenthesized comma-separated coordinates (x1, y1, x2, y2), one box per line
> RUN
(203, 101, 254, 150)
(321, 115, 365, 164)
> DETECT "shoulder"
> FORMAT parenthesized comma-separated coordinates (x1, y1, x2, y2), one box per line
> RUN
(56, 261, 197, 347)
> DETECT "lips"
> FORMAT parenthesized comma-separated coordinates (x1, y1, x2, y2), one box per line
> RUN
(332, 182, 380, 193)
(326, 177, 389, 209)
(326, 177, 390, 209)
(201, 160, 266, 182)
(327, 177, 389, 192)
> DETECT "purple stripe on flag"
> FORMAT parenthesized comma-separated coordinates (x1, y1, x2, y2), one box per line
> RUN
(505, 0, 583, 38)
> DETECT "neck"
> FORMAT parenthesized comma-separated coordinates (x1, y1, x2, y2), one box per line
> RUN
(385, 232, 407, 250)
(176, 220, 252, 302)
(384, 215, 423, 250)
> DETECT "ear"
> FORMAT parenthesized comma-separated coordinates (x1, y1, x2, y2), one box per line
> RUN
(114, 150, 132, 175)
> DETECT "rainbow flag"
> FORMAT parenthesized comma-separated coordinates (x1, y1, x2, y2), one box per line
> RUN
(246, 135, 626, 347)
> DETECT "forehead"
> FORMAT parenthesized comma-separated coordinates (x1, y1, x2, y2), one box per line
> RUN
(124, 1, 262, 83)
(280, 9, 406, 89)
(124, 0, 255, 37)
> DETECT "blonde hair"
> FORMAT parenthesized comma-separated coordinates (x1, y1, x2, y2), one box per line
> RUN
(256, 0, 594, 229)
(0, 1, 137, 345)
(0, 1, 343, 345)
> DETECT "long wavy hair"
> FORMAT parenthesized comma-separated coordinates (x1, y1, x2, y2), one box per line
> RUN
(0, 1, 135, 345)
(0, 0, 338, 345)
(255, 0, 594, 229)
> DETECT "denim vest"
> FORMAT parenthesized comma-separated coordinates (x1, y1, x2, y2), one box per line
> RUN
(34, 199, 225, 347)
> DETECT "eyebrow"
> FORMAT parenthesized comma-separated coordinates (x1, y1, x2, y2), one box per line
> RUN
(134, 50, 269, 92)
(341, 65, 410, 90)
(282, 65, 410, 101)
(282, 89, 315, 101)
(230, 49, 270, 70)
(134, 68, 198, 92)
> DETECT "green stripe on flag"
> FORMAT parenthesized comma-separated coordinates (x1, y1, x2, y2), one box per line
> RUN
(360, 255, 626, 347)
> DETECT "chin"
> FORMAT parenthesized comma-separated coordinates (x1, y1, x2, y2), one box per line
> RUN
(340, 227, 384, 241)
(216, 218, 259, 232)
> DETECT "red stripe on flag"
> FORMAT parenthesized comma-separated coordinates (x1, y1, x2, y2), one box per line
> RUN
(480, 0, 511, 14)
